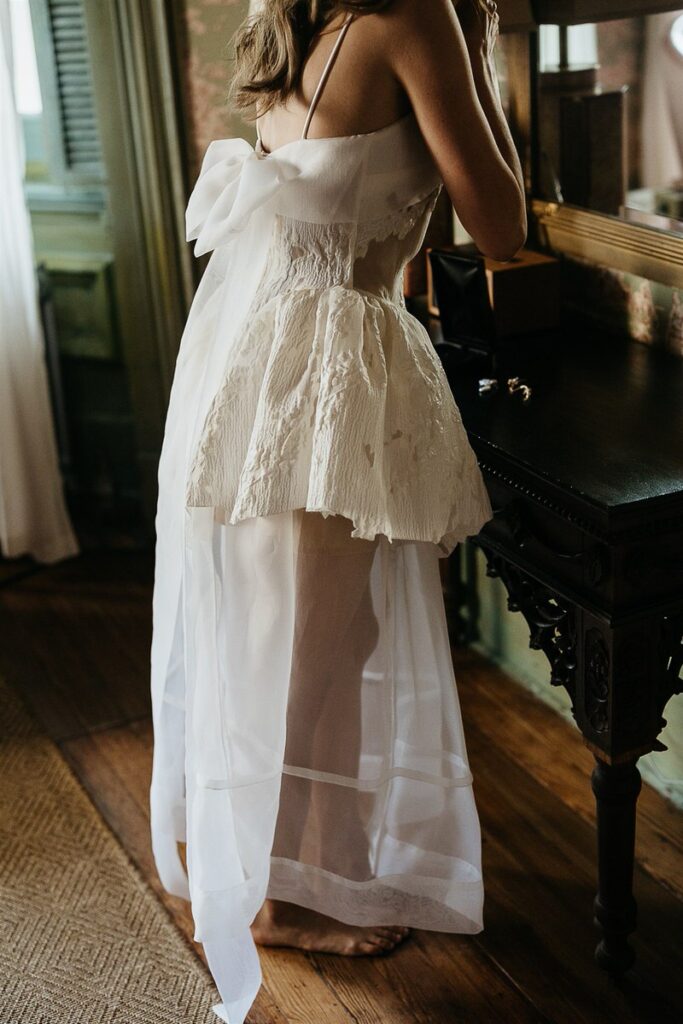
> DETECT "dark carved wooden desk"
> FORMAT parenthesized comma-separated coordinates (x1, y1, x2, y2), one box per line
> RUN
(423, 310, 683, 976)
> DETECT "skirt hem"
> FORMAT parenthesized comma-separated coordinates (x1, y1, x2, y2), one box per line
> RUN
(266, 856, 484, 935)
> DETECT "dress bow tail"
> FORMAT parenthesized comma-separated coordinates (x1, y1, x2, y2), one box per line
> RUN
(185, 138, 303, 257)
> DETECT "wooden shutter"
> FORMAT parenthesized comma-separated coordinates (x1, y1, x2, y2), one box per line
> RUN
(47, 0, 102, 170)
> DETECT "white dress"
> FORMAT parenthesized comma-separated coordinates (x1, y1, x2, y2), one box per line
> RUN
(150, 14, 493, 1023)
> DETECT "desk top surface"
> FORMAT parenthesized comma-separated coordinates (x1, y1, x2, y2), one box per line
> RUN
(425, 314, 683, 522)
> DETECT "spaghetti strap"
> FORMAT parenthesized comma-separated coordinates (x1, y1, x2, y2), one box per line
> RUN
(301, 12, 355, 140)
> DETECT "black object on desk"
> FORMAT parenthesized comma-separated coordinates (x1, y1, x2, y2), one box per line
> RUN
(430, 312, 683, 976)
(428, 245, 497, 354)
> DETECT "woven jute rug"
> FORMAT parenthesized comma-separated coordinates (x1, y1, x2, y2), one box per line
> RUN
(0, 675, 219, 1023)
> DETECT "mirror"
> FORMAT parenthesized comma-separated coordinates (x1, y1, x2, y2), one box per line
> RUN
(534, 9, 683, 236)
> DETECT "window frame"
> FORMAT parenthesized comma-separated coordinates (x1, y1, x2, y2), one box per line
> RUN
(25, 0, 106, 193)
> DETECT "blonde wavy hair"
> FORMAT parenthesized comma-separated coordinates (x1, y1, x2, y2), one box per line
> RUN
(230, 1, 393, 119)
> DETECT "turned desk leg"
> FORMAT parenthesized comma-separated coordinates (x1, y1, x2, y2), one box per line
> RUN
(590, 756, 642, 974)
(476, 542, 662, 974)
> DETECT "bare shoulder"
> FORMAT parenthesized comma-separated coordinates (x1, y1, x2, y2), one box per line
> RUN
(380, 0, 459, 33)
(361, 0, 462, 64)
(357, 0, 476, 136)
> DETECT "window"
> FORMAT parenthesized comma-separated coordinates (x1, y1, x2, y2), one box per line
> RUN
(13, 0, 104, 188)
(9, 0, 45, 173)
(539, 23, 598, 70)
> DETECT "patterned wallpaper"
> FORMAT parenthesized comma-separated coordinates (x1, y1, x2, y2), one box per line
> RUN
(561, 254, 683, 357)
(182, 0, 251, 180)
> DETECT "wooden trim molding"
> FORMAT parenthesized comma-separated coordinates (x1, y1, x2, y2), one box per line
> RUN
(105, 0, 195, 388)
(84, 0, 194, 524)
(530, 0, 683, 25)
(530, 199, 683, 290)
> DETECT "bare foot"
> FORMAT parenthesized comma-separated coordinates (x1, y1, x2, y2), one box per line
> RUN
(251, 898, 411, 955)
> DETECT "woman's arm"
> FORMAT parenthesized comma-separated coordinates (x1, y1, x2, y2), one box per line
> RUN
(456, 0, 526, 208)
(384, 0, 527, 261)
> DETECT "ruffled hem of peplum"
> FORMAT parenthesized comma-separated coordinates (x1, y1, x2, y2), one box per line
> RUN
(197, 477, 494, 560)
(185, 284, 494, 558)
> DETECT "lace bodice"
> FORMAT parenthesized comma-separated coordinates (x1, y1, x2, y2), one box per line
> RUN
(248, 184, 442, 311)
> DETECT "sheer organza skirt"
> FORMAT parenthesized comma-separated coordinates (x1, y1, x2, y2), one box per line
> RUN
(183, 501, 483, 933)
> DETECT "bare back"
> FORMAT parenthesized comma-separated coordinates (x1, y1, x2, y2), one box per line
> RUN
(257, 0, 526, 263)
(257, 10, 411, 153)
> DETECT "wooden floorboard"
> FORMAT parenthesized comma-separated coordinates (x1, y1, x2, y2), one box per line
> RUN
(454, 647, 683, 901)
(0, 551, 153, 741)
(2, 551, 682, 1024)
(465, 714, 682, 1024)
(0, 555, 40, 588)
(60, 719, 548, 1024)
(310, 928, 550, 1023)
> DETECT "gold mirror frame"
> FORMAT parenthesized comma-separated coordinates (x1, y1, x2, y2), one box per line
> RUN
(530, 199, 683, 289)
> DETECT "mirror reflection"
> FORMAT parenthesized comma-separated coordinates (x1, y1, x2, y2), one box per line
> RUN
(536, 10, 683, 232)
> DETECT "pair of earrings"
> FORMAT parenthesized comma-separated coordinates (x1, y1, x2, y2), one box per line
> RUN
(478, 376, 532, 401)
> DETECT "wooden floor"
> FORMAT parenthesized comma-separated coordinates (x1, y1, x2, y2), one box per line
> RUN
(1, 549, 681, 1024)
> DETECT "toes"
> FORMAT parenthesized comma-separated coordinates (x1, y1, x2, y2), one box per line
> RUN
(369, 933, 400, 950)
(375, 927, 410, 945)
(353, 927, 412, 956)
(357, 939, 391, 955)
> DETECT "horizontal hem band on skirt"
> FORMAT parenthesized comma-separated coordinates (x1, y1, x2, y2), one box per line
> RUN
(194, 764, 474, 792)
(267, 856, 484, 934)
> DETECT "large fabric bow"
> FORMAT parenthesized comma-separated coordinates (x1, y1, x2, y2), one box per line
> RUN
(185, 138, 302, 257)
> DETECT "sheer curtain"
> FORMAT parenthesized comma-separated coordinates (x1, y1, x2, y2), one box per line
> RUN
(0, 0, 78, 563)
(641, 11, 683, 190)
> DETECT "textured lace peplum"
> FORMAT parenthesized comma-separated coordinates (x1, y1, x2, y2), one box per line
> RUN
(185, 176, 493, 556)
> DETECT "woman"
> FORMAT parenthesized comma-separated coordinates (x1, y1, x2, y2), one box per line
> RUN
(150, 1, 526, 1021)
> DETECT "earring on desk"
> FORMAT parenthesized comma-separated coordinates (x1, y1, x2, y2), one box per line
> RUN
(478, 376, 533, 400)
(507, 376, 532, 401)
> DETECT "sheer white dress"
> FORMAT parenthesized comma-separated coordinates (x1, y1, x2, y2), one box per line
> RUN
(150, 13, 493, 1023)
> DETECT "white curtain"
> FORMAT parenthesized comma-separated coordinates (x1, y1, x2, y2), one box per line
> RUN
(640, 11, 683, 190)
(0, 0, 78, 563)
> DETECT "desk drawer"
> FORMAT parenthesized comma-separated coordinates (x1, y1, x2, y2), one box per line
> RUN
(479, 472, 610, 608)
